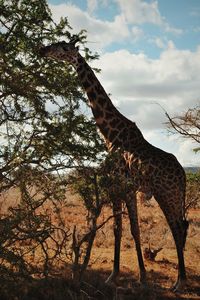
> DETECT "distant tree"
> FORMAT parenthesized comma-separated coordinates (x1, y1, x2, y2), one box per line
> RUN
(166, 106, 200, 152)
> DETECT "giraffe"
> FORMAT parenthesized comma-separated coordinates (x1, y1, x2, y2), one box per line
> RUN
(40, 38, 189, 291)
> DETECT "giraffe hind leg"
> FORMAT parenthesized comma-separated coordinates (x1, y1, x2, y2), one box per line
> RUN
(182, 220, 189, 249)
(171, 220, 189, 291)
(154, 194, 188, 291)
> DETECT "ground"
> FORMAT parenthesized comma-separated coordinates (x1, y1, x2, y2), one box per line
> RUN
(0, 189, 199, 299)
(68, 195, 200, 299)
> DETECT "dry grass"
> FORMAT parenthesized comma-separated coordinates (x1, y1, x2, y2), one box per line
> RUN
(0, 189, 200, 299)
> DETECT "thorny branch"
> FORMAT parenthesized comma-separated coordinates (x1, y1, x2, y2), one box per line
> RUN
(165, 107, 200, 145)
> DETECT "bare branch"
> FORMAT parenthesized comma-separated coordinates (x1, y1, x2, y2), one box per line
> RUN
(165, 107, 200, 145)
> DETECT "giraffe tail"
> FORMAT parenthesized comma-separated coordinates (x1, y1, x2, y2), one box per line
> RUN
(182, 174, 189, 249)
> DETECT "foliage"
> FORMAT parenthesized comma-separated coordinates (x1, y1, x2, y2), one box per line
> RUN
(0, 0, 104, 180)
(0, 0, 106, 296)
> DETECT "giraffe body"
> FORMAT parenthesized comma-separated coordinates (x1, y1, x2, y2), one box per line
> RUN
(40, 40, 189, 290)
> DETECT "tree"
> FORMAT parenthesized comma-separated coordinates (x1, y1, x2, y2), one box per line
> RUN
(68, 152, 129, 285)
(166, 107, 200, 212)
(0, 0, 105, 294)
(166, 106, 200, 152)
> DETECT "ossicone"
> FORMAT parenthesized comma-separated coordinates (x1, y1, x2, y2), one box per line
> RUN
(70, 35, 80, 46)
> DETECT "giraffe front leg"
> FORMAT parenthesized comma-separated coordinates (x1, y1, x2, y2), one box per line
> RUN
(126, 193, 146, 284)
(105, 199, 122, 284)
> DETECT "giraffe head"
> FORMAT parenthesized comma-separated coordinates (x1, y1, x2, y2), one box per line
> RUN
(40, 37, 80, 64)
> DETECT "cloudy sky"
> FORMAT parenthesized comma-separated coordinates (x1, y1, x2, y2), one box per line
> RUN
(48, 0, 200, 167)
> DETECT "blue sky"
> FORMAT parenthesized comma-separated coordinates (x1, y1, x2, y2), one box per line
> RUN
(48, 0, 200, 166)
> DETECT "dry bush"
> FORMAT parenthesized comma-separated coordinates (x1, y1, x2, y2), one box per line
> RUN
(67, 165, 118, 284)
(0, 167, 74, 298)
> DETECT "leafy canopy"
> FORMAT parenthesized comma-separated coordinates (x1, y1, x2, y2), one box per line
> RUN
(0, 0, 105, 193)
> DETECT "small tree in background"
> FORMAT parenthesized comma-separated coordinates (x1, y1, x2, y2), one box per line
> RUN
(69, 166, 109, 284)
(166, 106, 200, 210)
(67, 151, 129, 286)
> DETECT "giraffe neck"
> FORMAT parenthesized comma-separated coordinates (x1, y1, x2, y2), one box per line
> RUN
(73, 53, 145, 151)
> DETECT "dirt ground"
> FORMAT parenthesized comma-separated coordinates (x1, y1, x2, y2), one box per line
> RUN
(0, 189, 200, 299)
(73, 197, 200, 299)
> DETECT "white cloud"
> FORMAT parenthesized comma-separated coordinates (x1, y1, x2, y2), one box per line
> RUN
(153, 37, 166, 49)
(115, 0, 182, 34)
(87, 0, 109, 13)
(163, 22, 183, 35)
(131, 26, 144, 41)
(190, 8, 200, 17)
(92, 45, 200, 128)
(50, 3, 130, 51)
(115, 0, 163, 25)
(172, 137, 200, 167)
(87, 0, 98, 14)
(193, 26, 200, 33)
